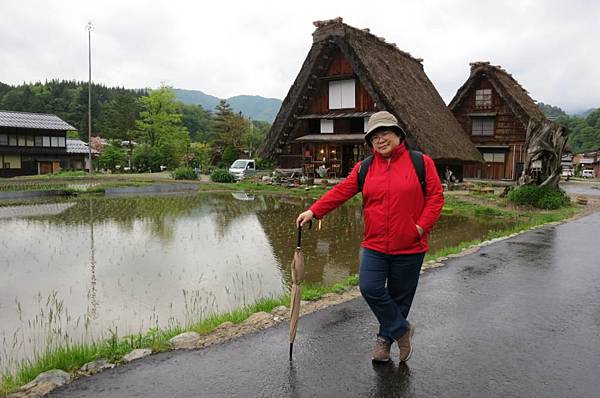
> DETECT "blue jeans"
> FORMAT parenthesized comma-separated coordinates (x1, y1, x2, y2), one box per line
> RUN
(359, 248, 425, 342)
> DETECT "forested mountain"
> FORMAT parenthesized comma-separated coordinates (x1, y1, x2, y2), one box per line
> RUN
(173, 88, 220, 111)
(537, 102, 568, 119)
(173, 88, 281, 123)
(538, 102, 600, 153)
(227, 95, 281, 123)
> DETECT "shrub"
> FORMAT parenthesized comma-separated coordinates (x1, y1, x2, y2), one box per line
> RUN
(210, 169, 235, 183)
(171, 167, 198, 180)
(256, 157, 274, 170)
(508, 185, 570, 209)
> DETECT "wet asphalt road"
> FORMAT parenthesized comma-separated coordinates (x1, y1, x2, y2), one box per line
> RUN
(51, 212, 600, 398)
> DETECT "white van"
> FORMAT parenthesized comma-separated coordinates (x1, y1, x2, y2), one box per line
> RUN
(229, 159, 256, 180)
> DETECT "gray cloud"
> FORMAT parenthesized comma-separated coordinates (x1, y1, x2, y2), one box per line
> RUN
(1, 0, 597, 113)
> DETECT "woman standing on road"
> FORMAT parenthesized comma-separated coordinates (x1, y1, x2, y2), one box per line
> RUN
(296, 111, 444, 362)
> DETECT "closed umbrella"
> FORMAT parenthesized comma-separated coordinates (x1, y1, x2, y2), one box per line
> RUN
(289, 220, 311, 359)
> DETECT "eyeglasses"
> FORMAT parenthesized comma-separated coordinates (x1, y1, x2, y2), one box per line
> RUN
(370, 130, 393, 144)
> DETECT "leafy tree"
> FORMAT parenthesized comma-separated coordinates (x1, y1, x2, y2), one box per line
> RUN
(186, 142, 212, 171)
(241, 120, 270, 158)
(98, 93, 141, 140)
(132, 144, 163, 172)
(221, 146, 240, 167)
(136, 85, 190, 168)
(99, 143, 128, 171)
(180, 103, 212, 142)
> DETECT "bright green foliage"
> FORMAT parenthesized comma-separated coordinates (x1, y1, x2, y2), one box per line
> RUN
(210, 169, 235, 183)
(508, 185, 571, 209)
(186, 142, 211, 171)
(556, 109, 600, 153)
(98, 143, 128, 171)
(170, 167, 198, 180)
(136, 86, 190, 169)
(132, 144, 163, 172)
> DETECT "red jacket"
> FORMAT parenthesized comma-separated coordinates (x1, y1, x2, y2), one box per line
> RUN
(309, 143, 444, 254)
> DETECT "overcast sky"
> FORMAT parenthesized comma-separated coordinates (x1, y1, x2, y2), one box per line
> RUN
(1, 0, 597, 113)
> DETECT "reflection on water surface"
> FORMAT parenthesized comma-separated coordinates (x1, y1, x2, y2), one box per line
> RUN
(0, 192, 512, 370)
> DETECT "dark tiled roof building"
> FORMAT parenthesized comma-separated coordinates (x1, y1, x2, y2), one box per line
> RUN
(0, 110, 92, 177)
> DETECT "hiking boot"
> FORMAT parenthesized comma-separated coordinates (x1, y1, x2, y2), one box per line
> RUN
(396, 323, 415, 362)
(372, 336, 392, 362)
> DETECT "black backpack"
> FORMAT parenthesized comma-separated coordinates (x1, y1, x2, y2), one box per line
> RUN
(357, 151, 426, 196)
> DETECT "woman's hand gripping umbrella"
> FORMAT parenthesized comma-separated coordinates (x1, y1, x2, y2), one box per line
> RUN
(289, 218, 312, 360)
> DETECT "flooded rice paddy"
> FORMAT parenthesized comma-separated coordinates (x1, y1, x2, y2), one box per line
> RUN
(0, 192, 513, 371)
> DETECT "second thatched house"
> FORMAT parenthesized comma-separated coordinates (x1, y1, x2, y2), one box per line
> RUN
(260, 18, 481, 179)
(449, 61, 558, 180)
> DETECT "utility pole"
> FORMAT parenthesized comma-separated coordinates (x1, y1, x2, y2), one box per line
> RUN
(86, 21, 94, 174)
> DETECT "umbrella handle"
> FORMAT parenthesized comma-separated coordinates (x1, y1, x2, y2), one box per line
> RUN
(297, 219, 312, 248)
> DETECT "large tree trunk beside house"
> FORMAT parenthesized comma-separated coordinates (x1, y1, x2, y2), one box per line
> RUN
(523, 120, 568, 189)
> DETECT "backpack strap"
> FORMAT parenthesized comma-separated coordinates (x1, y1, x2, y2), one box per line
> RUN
(357, 151, 427, 196)
(357, 155, 373, 193)
(409, 150, 427, 197)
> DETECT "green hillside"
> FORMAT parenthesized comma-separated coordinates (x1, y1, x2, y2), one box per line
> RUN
(174, 89, 281, 123)
(538, 103, 600, 153)
(174, 88, 220, 111)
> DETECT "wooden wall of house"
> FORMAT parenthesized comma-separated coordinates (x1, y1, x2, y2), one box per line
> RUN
(452, 76, 527, 145)
(308, 49, 375, 114)
(452, 75, 528, 180)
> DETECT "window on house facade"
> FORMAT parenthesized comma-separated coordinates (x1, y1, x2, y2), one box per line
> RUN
(18, 136, 26, 146)
(58, 136, 66, 147)
(475, 89, 492, 108)
(0, 134, 7, 146)
(35, 136, 43, 146)
(349, 118, 364, 133)
(51, 136, 59, 147)
(329, 79, 355, 109)
(482, 152, 505, 163)
(43, 136, 50, 147)
(472, 117, 495, 136)
(9, 135, 17, 146)
(320, 119, 334, 133)
(26, 136, 34, 146)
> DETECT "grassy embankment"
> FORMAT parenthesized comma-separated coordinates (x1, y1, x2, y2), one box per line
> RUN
(0, 179, 583, 396)
(0, 275, 359, 396)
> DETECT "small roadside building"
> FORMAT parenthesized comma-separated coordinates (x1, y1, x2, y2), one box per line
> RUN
(260, 18, 481, 178)
(573, 149, 599, 177)
(449, 61, 553, 180)
(0, 110, 94, 177)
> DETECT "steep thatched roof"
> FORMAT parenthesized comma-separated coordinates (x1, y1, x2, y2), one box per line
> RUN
(449, 61, 547, 127)
(260, 18, 482, 163)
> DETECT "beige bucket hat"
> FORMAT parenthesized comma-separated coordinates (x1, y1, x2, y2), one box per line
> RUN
(365, 111, 405, 147)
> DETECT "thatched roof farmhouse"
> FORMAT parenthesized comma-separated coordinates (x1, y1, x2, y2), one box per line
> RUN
(449, 61, 558, 180)
(260, 18, 481, 178)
